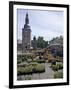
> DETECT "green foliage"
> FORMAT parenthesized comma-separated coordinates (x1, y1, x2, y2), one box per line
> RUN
(27, 59, 32, 63)
(23, 65, 33, 74)
(34, 64, 45, 73)
(54, 71, 63, 78)
(37, 37, 48, 49)
(57, 63, 63, 69)
(30, 62, 38, 66)
(55, 56, 63, 62)
(51, 65, 59, 71)
(17, 56, 22, 64)
(17, 55, 34, 63)
(17, 55, 22, 60)
(17, 65, 33, 75)
(32, 60, 45, 63)
(17, 63, 45, 75)
(17, 59, 22, 64)
(22, 56, 27, 61)
(56, 59, 62, 62)
(51, 63, 63, 71)
(17, 63, 28, 67)
(32, 36, 48, 49)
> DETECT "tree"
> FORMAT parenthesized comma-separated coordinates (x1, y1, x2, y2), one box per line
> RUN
(32, 36, 37, 50)
(44, 41, 48, 48)
(37, 37, 48, 49)
(31, 36, 48, 49)
(33, 36, 36, 41)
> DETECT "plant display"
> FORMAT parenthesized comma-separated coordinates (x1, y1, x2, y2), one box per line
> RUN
(32, 60, 45, 63)
(54, 71, 63, 78)
(51, 63, 63, 71)
(17, 63, 45, 75)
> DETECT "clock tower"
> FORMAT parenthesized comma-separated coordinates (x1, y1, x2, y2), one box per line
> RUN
(22, 13, 31, 52)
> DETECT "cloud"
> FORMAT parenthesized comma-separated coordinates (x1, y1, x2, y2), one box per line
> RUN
(17, 9, 64, 41)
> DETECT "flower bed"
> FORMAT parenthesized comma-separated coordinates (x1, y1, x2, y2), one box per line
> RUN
(51, 63, 63, 71)
(17, 63, 45, 75)
(54, 71, 63, 78)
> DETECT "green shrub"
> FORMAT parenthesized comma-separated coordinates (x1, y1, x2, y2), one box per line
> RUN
(51, 63, 63, 71)
(22, 56, 27, 61)
(32, 60, 45, 63)
(17, 55, 22, 60)
(17, 59, 22, 64)
(23, 54, 35, 60)
(17, 63, 45, 75)
(52, 65, 59, 71)
(34, 64, 45, 73)
(56, 59, 62, 62)
(54, 71, 63, 78)
(24, 65, 33, 74)
(27, 59, 32, 63)
(17, 63, 29, 67)
(17, 65, 33, 75)
(57, 63, 63, 69)
(30, 62, 38, 66)
(17, 67, 25, 75)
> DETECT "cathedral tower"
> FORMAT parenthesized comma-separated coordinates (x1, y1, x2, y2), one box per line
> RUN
(22, 13, 31, 52)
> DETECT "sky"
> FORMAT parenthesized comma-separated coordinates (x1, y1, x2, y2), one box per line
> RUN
(17, 9, 64, 41)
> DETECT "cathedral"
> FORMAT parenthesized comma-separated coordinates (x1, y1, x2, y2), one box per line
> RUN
(22, 13, 31, 52)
